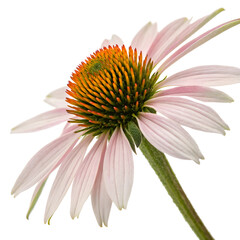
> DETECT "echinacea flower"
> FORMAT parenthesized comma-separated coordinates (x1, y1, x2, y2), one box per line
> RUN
(11, 8, 240, 239)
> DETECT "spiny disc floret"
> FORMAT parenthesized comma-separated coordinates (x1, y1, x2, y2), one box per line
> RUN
(66, 45, 159, 135)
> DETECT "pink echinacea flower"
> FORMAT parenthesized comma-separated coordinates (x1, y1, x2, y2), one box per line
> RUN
(11, 8, 240, 238)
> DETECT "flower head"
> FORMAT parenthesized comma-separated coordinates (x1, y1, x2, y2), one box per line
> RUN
(66, 45, 159, 136)
(11, 9, 240, 227)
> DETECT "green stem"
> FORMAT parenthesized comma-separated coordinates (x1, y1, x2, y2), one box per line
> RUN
(139, 137, 214, 240)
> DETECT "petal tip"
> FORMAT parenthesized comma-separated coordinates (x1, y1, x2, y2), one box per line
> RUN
(11, 127, 20, 134)
(70, 212, 75, 220)
(11, 186, 18, 197)
(225, 125, 230, 131)
(44, 215, 52, 225)
(193, 158, 200, 164)
(218, 8, 225, 13)
(117, 205, 123, 211)
(43, 97, 51, 105)
(103, 219, 109, 227)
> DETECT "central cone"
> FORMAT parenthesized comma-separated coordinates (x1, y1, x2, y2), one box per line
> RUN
(66, 45, 160, 136)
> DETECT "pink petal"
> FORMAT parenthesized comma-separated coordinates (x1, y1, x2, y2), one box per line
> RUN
(103, 127, 134, 210)
(70, 133, 108, 218)
(11, 126, 81, 196)
(11, 108, 69, 133)
(44, 135, 93, 223)
(147, 18, 190, 64)
(29, 178, 47, 208)
(158, 18, 240, 73)
(155, 86, 233, 102)
(150, 8, 224, 65)
(137, 112, 203, 163)
(158, 65, 240, 87)
(26, 177, 47, 219)
(131, 22, 158, 57)
(101, 35, 124, 48)
(61, 121, 73, 135)
(61, 120, 80, 135)
(27, 135, 79, 219)
(44, 87, 67, 108)
(91, 148, 112, 227)
(147, 96, 229, 135)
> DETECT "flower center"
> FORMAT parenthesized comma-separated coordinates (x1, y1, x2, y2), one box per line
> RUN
(66, 45, 159, 135)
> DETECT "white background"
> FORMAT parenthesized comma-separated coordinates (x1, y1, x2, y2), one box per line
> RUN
(1, 0, 240, 239)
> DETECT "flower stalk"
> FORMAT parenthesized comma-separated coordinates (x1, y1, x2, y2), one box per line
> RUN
(139, 136, 214, 240)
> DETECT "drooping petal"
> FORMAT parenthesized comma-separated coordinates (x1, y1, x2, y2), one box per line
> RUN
(150, 8, 224, 65)
(147, 18, 190, 64)
(137, 112, 203, 163)
(155, 86, 233, 102)
(158, 65, 240, 88)
(44, 87, 67, 108)
(70, 133, 108, 219)
(27, 136, 78, 219)
(91, 132, 112, 227)
(11, 108, 69, 133)
(158, 18, 240, 73)
(103, 127, 134, 210)
(11, 126, 81, 196)
(131, 22, 158, 57)
(147, 96, 229, 134)
(91, 156, 112, 227)
(101, 35, 124, 48)
(26, 178, 47, 219)
(44, 135, 93, 223)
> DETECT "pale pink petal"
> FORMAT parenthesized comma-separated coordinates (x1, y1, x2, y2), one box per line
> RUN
(158, 65, 240, 88)
(101, 35, 124, 48)
(147, 18, 190, 64)
(46, 87, 67, 100)
(137, 113, 203, 163)
(26, 135, 78, 219)
(61, 121, 73, 135)
(150, 8, 224, 65)
(91, 136, 112, 227)
(44, 87, 67, 108)
(131, 22, 158, 57)
(155, 86, 233, 102)
(11, 108, 69, 133)
(44, 135, 93, 223)
(26, 177, 47, 219)
(70, 133, 108, 218)
(11, 126, 81, 196)
(103, 127, 134, 210)
(147, 96, 229, 135)
(61, 120, 78, 135)
(46, 132, 80, 176)
(91, 157, 112, 227)
(29, 178, 47, 209)
(158, 18, 240, 73)
(24, 130, 79, 219)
